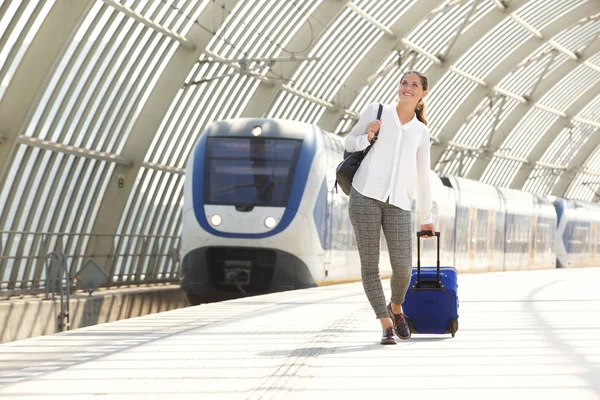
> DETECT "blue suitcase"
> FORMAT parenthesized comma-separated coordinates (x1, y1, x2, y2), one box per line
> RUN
(403, 231, 459, 337)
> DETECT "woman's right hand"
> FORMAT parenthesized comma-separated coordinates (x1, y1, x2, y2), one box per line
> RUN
(367, 120, 381, 142)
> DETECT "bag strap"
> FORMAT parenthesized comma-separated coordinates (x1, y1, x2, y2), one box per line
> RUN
(333, 103, 383, 194)
(363, 103, 383, 157)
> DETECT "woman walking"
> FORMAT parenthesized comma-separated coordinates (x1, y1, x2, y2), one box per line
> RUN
(345, 71, 435, 345)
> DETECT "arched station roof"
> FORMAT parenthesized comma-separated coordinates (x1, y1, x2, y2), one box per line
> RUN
(0, 0, 599, 292)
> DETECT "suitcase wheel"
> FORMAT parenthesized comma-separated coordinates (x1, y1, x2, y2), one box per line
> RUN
(449, 318, 458, 338)
(407, 319, 417, 334)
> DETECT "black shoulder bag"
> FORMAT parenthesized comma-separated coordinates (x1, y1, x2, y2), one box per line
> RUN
(335, 103, 383, 195)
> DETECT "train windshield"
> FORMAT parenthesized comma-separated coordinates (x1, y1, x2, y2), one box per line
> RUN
(204, 137, 302, 207)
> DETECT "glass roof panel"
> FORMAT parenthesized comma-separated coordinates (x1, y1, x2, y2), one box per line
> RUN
(355, 0, 418, 26)
(208, 0, 321, 60)
(281, 0, 417, 107)
(426, 72, 479, 139)
(291, 10, 382, 99)
(463, 0, 496, 31)
(268, 92, 327, 123)
(349, 51, 399, 106)
(406, 0, 494, 59)
(0, 0, 55, 101)
(564, 133, 600, 201)
(522, 165, 561, 195)
(0, 0, 186, 242)
(147, 63, 260, 167)
(552, 17, 600, 53)
(545, 50, 572, 77)
(565, 171, 600, 202)
(481, 157, 523, 188)
(118, 167, 184, 239)
(579, 93, 600, 122)
(436, 148, 478, 178)
(349, 53, 432, 114)
(589, 52, 600, 65)
(172, 0, 209, 35)
(540, 122, 594, 166)
(453, 17, 530, 78)
(501, 108, 560, 158)
(516, 0, 583, 30)
(452, 96, 520, 148)
(332, 52, 432, 134)
(496, 45, 569, 98)
(583, 150, 600, 174)
(539, 65, 600, 110)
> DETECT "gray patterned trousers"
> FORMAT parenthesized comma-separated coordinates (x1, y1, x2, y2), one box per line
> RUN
(348, 187, 413, 319)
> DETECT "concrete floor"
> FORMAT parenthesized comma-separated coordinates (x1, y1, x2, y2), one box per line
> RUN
(0, 267, 599, 399)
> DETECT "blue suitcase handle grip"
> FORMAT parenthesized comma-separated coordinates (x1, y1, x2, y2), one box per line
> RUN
(417, 230, 439, 238)
(415, 231, 445, 291)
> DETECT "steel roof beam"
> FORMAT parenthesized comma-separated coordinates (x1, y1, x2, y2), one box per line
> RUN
(508, 79, 600, 189)
(101, 0, 195, 49)
(318, 0, 529, 131)
(0, 0, 95, 211)
(466, 36, 600, 180)
(239, 0, 351, 118)
(346, 2, 395, 38)
(85, 0, 242, 262)
(317, 0, 446, 130)
(430, 1, 598, 166)
(240, 0, 443, 122)
(16, 136, 133, 166)
(552, 127, 600, 197)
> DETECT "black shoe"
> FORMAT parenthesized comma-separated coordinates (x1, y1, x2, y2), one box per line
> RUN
(388, 303, 411, 340)
(380, 326, 396, 345)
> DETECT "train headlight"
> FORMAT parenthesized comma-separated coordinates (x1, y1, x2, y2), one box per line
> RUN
(210, 214, 222, 226)
(252, 126, 262, 136)
(264, 216, 277, 228)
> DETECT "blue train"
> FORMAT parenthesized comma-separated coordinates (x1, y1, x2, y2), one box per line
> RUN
(180, 118, 600, 305)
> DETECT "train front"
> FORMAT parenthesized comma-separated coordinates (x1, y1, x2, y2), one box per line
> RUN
(180, 118, 318, 305)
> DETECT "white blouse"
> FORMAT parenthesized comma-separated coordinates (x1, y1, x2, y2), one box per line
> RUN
(344, 102, 433, 225)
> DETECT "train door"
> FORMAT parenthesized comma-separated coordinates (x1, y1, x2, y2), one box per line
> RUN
(488, 210, 495, 271)
(454, 205, 470, 272)
(469, 207, 476, 272)
(475, 209, 488, 272)
(591, 221, 597, 266)
(530, 215, 537, 269)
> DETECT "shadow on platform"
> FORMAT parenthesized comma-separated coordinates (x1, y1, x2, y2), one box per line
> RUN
(258, 337, 453, 358)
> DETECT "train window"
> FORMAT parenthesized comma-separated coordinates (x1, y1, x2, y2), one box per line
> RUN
(571, 225, 589, 254)
(564, 221, 590, 255)
(505, 214, 530, 254)
(204, 137, 302, 207)
(536, 218, 554, 254)
(495, 212, 505, 254)
(596, 224, 600, 255)
(506, 217, 515, 253)
(455, 206, 469, 253)
(476, 209, 488, 254)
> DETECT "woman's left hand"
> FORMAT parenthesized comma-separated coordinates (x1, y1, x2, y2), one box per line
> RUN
(420, 224, 435, 237)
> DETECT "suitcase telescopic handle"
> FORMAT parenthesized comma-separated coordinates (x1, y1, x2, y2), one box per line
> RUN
(415, 231, 444, 291)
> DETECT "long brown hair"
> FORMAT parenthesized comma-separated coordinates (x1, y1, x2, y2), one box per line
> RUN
(401, 70, 429, 126)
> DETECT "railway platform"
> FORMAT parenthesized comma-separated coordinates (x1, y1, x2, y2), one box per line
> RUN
(0, 267, 599, 399)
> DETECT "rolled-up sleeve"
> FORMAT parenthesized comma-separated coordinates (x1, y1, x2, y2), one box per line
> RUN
(416, 129, 433, 225)
(344, 103, 376, 153)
